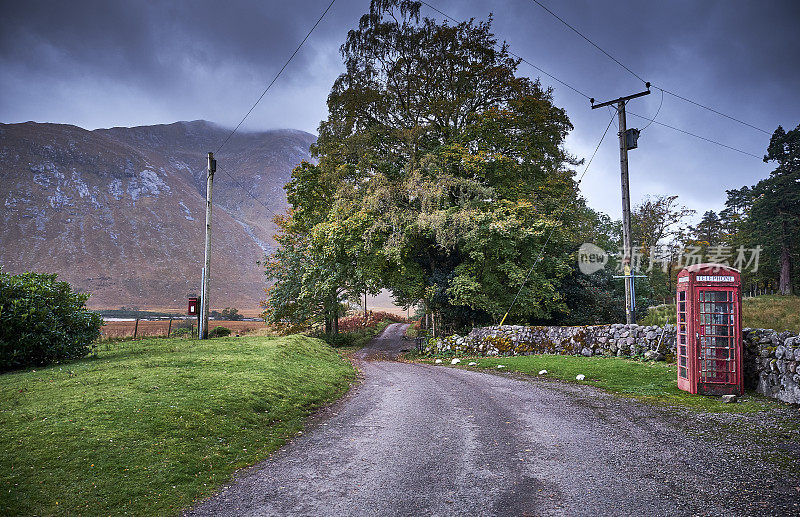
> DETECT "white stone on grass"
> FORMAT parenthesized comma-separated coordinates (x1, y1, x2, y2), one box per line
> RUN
(576, 374, 586, 381)
(451, 358, 461, 365)
(468, 362, 477, 366)
(497, 365, 506, 369)
(538, 370, 548, 375)
(434, 359, 442, 364)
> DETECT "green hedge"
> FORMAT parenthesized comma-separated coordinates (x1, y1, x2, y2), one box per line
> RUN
(0, 271, 103, 371)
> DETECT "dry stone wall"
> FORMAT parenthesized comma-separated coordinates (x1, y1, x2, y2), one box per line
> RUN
(425, 324, 800, 404)
(743, 328, 800, 404)
(426, 324, 676, 361)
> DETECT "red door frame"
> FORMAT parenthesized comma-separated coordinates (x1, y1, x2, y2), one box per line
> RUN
(676, 264, 743, 396)
(694, 286, 742, 395)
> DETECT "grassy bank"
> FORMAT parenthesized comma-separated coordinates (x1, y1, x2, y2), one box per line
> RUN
(742, 295, 800, 332)
(439, 355, 780, 414)
(0, 335, 355, 516)
(643, 294, 800, 332)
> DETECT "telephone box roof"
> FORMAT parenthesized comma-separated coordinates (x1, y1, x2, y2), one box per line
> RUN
(682, 263, 741, 274)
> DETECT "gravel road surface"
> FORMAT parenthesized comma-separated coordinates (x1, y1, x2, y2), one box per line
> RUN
(189, 323, 799, 516)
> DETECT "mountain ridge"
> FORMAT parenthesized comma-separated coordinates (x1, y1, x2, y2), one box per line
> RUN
(0, 120, 315, 312)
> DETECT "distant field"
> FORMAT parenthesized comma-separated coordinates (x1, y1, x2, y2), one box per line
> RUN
(87, 306, 267, 318)
(101, 319, 267, 339)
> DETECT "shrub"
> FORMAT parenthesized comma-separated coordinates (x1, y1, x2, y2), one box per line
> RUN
(170, 327, 192, 338)
(641, 304, 676, 326)
(0, 271, 103, 371)
(209, 326, 231, 338)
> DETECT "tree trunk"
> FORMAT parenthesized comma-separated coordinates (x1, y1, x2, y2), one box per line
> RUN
(666, 262, 673, 304)
(364, 290, 368, 321)
(779, 246, 793, 295)
(325, 310, 332, 335)
(780, 218, 793, 295)
(333, 298, 339, 335)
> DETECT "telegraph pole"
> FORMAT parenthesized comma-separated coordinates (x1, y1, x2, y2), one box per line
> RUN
(200, 152, 216, 339)
(591, 84, 650, 324)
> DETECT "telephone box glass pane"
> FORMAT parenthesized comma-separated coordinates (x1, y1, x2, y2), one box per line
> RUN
(698, 289, 736, 384)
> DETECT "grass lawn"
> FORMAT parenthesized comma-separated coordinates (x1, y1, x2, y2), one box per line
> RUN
(438, 354, 783, 414)
(0, 335, 355, 516)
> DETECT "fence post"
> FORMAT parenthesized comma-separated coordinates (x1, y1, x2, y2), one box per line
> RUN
(133, 318, 139, 340)
(167, 317, 173, 338)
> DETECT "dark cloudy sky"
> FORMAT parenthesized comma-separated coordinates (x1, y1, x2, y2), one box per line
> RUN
(2, 0, 798, 221)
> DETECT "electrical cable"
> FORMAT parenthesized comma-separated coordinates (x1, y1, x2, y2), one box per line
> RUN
(202, 0, 336, 233)
(655, 87, 771, 134)
(626, 111, 761, 159)
(215, 166, 281, 218)
(639, 87, 663, 132)
(420, 1, 592, 99)
(215, 0, 337, 154)
(525, 0, 769, 135)
(528, 0, 648, 85)
(498, 111, 616, 326)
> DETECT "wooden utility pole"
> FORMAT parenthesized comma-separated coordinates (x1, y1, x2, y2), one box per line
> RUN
(200, 152, 216, 339)
(591, 84, 650, 324)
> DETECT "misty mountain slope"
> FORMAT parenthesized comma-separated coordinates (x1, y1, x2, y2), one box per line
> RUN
(0, 120, 315, 310)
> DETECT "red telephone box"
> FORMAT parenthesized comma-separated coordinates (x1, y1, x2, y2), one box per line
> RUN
(676, 264, 743, 396)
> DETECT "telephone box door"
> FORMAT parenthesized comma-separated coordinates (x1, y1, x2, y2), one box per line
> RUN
(696, 288, 740, 395)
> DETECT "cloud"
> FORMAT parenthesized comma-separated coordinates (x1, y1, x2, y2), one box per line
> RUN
(1, 0, 798, 219)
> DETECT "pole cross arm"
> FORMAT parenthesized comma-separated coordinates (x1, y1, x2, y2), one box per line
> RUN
(591, 84, 651, 109)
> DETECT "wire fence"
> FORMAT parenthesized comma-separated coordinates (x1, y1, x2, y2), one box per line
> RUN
(100, 319, 267, 340)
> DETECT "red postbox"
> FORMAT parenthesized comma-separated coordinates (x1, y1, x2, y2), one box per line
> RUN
(676, 263, 743, 396)
(187, 297, 199, 316)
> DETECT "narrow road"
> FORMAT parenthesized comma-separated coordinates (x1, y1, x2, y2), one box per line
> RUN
(189, 323, 798, 516)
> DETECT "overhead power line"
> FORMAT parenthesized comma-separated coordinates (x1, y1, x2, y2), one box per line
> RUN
(626, 111, 761, 159)
(420, 1, 592, 99)
(207, 0, 337, 223)
(657, 87, 771, 134)
(216, 166, 281, 218)
(639, 87, 663, 132)
(528, 0, 648, 85)
(525, 0, 770, 136)
(422, 1, 760, 159)
(216, 0, 337, 154)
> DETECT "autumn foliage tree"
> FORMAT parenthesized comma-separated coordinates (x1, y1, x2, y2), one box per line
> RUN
(264, 0, 588, 333)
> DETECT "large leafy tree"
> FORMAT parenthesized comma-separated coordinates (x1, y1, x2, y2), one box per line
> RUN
(266, 0, 583, 333)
